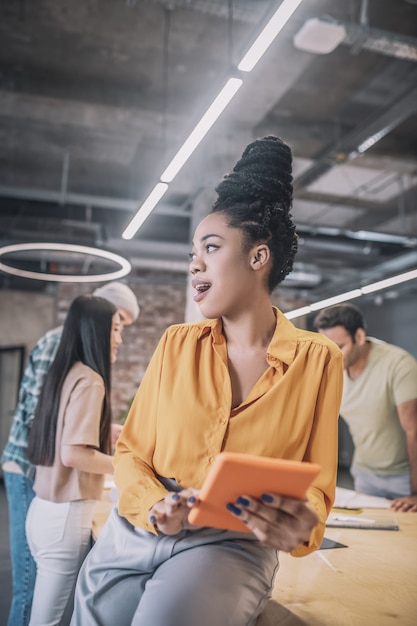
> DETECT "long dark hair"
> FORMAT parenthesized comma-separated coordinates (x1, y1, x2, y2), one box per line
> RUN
(27, 295, 116, 466)
(211, 135, 298, 293)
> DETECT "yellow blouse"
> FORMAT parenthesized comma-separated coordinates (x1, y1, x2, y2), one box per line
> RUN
(114, 307, 343, 556)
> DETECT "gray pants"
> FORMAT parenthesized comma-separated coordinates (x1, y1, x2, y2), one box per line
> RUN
(71, 507, 279, 626)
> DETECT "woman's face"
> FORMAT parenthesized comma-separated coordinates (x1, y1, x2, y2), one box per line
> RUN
(117, 308, 134, 328)
(189, 212, 262, 319)
(110, 312, 122, 363)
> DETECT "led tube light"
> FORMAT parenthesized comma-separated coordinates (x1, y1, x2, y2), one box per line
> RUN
(122, 183, 169, 240)
(285, 268, 417, 320)
(238, 0, 304, 72)
(160, 78, 243, 183)
(360, 268, 417, 294)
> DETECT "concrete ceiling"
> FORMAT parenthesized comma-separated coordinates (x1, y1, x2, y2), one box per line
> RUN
(1, 0, 417, 308)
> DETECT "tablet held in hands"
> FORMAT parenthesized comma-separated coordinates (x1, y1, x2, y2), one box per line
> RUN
(188, 451, 321, 532)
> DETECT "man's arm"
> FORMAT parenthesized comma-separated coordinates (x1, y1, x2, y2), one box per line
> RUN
(391, 398, 417, 512)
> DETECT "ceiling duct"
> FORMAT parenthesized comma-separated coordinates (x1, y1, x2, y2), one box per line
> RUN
(0, 217, 101, 247)
(294, 13, 417, 61)
(340, 19, 417, 61)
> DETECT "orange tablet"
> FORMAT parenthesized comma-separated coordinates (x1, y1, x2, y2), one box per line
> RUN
(188, 452, 321, 532)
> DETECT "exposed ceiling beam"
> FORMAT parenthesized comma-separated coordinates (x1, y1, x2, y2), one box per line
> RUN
(294, 84, 417, 191)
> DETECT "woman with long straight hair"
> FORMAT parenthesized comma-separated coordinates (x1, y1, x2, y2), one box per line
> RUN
(25, 294, 122, 626)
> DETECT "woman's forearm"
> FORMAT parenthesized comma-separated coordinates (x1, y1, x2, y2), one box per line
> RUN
(61, 444, 114, 475)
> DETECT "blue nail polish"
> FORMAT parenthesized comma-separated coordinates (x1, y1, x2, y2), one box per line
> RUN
(226, 503, 241, 516)
(149, 515, 156, 524)
(261, 493, 273, 503)
(172, 493, 180, 501)
(236, 496, 250, 507)
(188, 496, 196, 503)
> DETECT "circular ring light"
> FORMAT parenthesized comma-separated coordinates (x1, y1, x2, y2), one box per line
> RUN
(0, 243, 132, 283)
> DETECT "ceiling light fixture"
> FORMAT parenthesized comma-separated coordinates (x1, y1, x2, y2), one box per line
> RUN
(238, 0, 304, 71)
(122, 0, 305, 240)
(356, 127, 394, 154)
(122, 183, 169, 240)
(159, 78, 243, 184)
(285, 268, 417, 320)
(0, 242, 132, 283)
(293, 17, 347, 55)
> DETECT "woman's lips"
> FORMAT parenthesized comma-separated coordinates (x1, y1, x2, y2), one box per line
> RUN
(192, 280, 211, 302)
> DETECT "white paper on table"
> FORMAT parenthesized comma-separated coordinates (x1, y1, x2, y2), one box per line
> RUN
(334, 486, 391, 509)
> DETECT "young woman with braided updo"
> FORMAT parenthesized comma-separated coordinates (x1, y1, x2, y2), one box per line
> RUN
(71, 136, 343, 626)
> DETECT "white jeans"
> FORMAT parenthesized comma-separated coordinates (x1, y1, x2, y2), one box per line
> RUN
(26, 496, 96, 626)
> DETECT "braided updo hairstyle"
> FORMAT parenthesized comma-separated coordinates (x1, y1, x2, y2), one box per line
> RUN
(211, 135, 298, 292)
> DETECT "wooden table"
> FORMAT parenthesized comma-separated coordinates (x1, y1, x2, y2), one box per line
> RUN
(257, 508, 417, 626)
(93, 495, 416, 626)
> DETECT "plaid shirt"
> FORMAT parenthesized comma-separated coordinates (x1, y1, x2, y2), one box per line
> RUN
(1, 326, 63, 480)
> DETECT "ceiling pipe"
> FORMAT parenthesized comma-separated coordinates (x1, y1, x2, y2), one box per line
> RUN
(359, 250, 417, 279)
(0, 185, 191, 218)
(296, 223, 417, 247)
(59, 153, 70, 206)
(349, 0, 369, 55)
(343, 18, 417, 61)
(2, 183, 415, 249)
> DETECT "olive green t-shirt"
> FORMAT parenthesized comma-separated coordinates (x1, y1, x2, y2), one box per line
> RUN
(341, 339, 417, 476)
